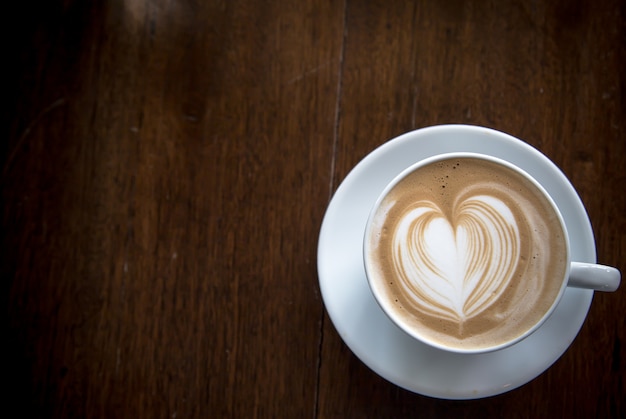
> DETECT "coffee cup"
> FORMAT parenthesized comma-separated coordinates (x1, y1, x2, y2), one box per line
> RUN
(363, 149, 620, 354)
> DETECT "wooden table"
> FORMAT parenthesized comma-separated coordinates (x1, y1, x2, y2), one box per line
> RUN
(4, 0, 624, 417)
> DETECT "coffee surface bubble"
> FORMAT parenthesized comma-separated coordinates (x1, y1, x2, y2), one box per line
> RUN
(366, 157, 568, 350)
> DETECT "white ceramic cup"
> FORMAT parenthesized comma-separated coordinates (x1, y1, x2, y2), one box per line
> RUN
(363, 145, 620, 354)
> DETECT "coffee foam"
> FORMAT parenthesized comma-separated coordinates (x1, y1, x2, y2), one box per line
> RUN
(366, 157, 568, 351)
(392, 194, 520, 322)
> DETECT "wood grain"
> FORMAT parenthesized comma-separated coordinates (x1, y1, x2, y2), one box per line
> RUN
(3, 0, 624, 417)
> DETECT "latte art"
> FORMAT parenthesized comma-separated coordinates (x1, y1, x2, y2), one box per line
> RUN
(393, 194, 520, 323)
(365, 157, 568, 351)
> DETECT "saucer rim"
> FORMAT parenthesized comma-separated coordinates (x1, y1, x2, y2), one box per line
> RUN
(317, 124, 595, 399)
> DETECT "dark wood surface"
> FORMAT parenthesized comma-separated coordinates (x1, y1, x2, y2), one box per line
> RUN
(3, 0, 624, 417)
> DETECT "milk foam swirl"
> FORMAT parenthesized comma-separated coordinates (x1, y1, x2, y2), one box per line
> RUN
(391, 194, 520, 323)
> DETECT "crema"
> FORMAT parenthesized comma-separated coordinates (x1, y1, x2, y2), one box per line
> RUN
(365, 157, 568, 351)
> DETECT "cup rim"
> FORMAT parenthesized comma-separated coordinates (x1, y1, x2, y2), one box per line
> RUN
(363, 151, 572, 354)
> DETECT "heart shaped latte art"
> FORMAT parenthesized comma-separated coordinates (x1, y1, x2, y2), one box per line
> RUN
(392, 195, 520, 323)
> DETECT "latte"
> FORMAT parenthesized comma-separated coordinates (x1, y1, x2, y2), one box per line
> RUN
(365, 155, 569, 351)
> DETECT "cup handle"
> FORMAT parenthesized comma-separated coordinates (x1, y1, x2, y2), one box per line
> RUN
(568, 262, 621, 292)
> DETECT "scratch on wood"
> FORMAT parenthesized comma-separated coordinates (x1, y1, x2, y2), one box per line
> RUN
(286, 60, 333, 85)
(3, 98, 67, 176)
(115, 347, 121, 375)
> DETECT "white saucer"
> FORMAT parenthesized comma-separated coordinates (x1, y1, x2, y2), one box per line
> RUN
(317, 125, 595, 400)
